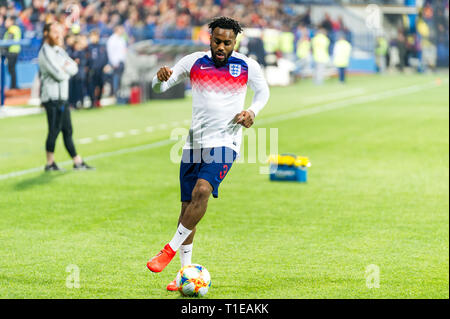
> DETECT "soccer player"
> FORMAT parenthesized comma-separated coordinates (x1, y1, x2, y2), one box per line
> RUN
(146, 16, 270, 291)
(38, 22, 94, 171)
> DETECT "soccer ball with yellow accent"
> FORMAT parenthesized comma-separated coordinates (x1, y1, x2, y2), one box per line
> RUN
(176, 264, 211, 297)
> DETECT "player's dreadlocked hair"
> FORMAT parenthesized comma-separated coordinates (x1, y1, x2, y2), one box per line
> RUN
(208, 16, 243, 36)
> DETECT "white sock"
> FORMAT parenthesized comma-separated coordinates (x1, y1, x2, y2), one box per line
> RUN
(180, 243, 193, 267)
(168, 224, 192, 251)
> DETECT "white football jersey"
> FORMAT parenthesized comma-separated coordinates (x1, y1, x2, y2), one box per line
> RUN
(152, 50, 270, 154)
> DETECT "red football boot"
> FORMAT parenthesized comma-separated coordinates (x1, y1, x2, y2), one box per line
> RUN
(147, 244, 176, 273)
(166, 279, 178, 291)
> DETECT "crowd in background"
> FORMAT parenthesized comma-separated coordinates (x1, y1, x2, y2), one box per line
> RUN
(0, 0, 448, 107)
(0, 0, 316, 43)
(380, 0, 449, 73)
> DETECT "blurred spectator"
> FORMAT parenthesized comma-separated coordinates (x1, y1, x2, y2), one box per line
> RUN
(320, 13, 333, 34)
(106, 25, 127, 97)
(333, 32, 352, 83)
(390, 29, 407, 72)
(87, 29, 108, 108)
(237, 29, 266, 67)
(298, 7, 311, 28)
(69, 34, 88, 109)
(434, 1, 449, 67)
(247, 35, 266, 67)
(144, 14, 157, 40)
(279, 24, 295, 61)
(311, 28, 330, 85)
(421, 37, 437, 72)
(64, 33, 76, 56)
(263, 28, 279, 56)
(196, 23, 210, 45)
(124, 9, 145, 44)
(294, 25, 311, 80)
(416, 12, 430, 73)
(3, 15, 21, 89)
(0, 14, 5, 38)
(423, 1, 433, 23)
(1, 0, 447, 97)
(375, 36, 388, 74)
(19, 7, 33, 32)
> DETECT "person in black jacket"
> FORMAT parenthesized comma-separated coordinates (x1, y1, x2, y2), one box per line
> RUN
(87, 29, 108, 108)
(247, 36, 266, 68)
(69, 35, 88, 109)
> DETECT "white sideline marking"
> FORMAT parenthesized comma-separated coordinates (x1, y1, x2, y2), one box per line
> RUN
(97, 134, 110, 141)
(79, 137, 93, 144)
(76, 120, 174, 144)
(76, 89, 367, 144)
(0, 106, 43, 119)
(129, 129, 141, 135)
(0, 139, 173, 181)
(257, 80, 447, 126)
(0, 80, 445, 181)
(296, 88, 367, 104)
(113, 132, 125, 138)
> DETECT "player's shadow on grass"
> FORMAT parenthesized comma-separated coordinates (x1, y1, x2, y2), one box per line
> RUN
(14, 171, 69, 191)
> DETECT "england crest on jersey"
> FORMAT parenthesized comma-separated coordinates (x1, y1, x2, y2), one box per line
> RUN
(229, 64, 241, 77)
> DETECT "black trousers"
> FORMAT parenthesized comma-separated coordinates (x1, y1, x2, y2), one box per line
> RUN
(89, 69, 104, 106)
(69, 76, 85, 108)
(43, 100, 77, 158)
(6, 52, 18, 89)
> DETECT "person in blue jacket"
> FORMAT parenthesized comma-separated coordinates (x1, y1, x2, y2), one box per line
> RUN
(69, 35, 88, 109)
(86, 29, 108, 108)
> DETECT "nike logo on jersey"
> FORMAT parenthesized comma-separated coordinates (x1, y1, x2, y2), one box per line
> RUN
(200, 66, 213, 69)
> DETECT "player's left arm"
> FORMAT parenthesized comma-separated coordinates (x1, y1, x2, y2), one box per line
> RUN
(235, 58, 270, 128)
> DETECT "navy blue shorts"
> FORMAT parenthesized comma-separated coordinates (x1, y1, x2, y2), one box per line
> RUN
(180, 147, 237, 202)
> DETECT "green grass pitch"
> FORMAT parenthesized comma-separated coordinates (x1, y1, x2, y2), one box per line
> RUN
(0, 73, 448, 298)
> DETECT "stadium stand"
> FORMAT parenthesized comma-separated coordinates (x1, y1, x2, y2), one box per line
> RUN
(0, 0, 448, 106)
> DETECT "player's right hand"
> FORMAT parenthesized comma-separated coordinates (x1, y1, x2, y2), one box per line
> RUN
(157, 66, 173, 82)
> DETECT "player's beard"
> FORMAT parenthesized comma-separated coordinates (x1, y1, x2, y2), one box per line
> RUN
(211, 46, 232, 67)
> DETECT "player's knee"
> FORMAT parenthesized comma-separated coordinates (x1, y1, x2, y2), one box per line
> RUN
(192, 184, 211, 202)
